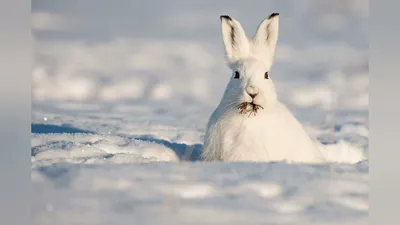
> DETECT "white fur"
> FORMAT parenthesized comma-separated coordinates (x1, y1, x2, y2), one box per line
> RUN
(201, 14, 326, 163)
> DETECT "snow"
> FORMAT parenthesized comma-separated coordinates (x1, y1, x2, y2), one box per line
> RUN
(32, 0, 368, 224)
(32, 162, 368, 225)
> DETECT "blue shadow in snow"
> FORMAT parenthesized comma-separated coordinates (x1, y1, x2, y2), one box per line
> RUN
(132, 135, 203, 161)
(31, 123, 95, 134)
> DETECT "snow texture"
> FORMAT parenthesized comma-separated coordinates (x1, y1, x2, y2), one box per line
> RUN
(32, 0, 368, 224)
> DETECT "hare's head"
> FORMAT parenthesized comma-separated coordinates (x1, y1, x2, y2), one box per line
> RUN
(219, 14, 280, 115)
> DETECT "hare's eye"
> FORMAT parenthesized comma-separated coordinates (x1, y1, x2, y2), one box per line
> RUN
(234, 71, 240, 79)
(264, 71, 269, 79)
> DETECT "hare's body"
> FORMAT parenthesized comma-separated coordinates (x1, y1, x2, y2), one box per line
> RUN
(203, 101, 325, 162)
(201, 14, 326, 163)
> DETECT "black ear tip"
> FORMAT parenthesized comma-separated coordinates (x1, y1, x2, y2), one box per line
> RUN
(220, 15, 232, 21)
(268, 13, 280, 19)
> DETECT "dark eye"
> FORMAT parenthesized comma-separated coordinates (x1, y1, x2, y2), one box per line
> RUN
(234, 71, 240, 79)
(264, 71, 269, 79)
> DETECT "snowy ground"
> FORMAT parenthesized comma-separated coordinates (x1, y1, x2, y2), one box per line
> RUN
(32, 0, 368, 224)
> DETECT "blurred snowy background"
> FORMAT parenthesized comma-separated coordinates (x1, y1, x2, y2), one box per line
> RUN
(31, 0, 369, 224)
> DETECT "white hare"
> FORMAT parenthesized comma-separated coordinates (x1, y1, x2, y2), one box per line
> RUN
(201, 13, 326, 163)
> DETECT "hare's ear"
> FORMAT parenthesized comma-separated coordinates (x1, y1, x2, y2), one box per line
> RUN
(251, 13, 280, 62)
(220, 15, 250, 64)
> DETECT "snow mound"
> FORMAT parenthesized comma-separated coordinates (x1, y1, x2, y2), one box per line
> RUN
(31, 134, 180, 168)
(31, 131, 366, 168)
(319, 140, 367, 164)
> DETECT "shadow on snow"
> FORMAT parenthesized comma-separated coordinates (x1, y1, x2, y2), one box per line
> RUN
(31, 123, 203, 161)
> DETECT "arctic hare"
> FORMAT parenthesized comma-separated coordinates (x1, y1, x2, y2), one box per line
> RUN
(201, 13, 326, 163)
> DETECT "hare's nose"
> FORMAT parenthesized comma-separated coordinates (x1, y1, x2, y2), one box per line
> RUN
(248, 93, 258, 99)
(246, 86, 259, 98)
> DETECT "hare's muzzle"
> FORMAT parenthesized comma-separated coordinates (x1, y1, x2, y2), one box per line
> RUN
(245, 86, 259, 99)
